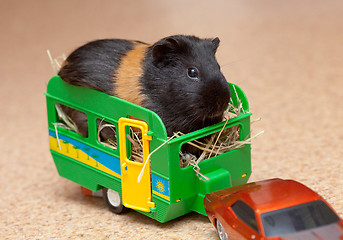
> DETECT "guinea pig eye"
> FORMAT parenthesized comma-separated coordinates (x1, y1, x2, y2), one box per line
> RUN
(187, 67, 199, 80)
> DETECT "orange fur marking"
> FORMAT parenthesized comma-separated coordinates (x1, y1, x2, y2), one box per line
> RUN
(114, 43, 149, 106)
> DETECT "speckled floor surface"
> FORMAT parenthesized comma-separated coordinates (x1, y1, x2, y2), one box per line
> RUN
(1, 0, 342, 239)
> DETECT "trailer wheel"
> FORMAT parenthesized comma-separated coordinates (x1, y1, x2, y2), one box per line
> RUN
(103, 188, 127, 214)
(216, 219, 229, 240)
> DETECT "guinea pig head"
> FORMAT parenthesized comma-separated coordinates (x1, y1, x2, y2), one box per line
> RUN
(143, 35, 231, 135)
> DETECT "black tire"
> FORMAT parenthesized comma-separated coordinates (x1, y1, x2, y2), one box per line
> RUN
(103, 188, 127, 214)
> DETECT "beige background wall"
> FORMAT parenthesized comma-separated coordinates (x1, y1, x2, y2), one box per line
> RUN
(1, 0, 342, 239)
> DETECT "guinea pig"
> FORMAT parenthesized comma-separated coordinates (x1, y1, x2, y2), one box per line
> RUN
(58, 35, 231, 138)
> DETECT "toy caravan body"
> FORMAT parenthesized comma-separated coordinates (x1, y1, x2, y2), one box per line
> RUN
(45, 76, 252, 223)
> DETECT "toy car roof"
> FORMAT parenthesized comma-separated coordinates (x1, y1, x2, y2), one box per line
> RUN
(208, 178, 322, 214)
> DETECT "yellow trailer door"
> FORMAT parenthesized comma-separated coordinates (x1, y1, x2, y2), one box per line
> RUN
(118, 117, 155, 212)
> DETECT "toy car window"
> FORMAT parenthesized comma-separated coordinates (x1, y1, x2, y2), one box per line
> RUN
(231, 200, 259, 233)
(261, 200, 340, 237)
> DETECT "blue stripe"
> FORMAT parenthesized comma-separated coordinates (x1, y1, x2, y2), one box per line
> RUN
(49, 130, 121, 175)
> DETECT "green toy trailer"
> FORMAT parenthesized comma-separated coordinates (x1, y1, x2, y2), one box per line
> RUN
(45, 76, 252, 223)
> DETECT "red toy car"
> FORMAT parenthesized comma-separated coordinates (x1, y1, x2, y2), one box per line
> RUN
(204, 178, 343, 240)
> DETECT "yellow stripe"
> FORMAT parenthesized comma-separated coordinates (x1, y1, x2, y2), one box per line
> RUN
(153, 190, 170, 201)
(49, 136, 121, 179)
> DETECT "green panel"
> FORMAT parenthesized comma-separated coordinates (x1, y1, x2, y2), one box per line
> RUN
(46, 76, 170, 177)
(165, 113, 252, 215)
(46, 75, 252, 223)
(137, 196, 196, 223)
(51, 150, 121, 193)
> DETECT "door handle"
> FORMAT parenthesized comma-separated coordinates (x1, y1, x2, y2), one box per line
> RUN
(122, 162, 127, 175)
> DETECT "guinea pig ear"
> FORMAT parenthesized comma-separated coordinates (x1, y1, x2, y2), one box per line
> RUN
(152, 37, 183, 65)
(211, 37, 220, 52)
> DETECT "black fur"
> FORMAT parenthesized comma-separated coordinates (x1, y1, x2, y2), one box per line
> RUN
(58, 35, 231, 137)
(59, 39, 136, 95)
(142, 35, 230, 135)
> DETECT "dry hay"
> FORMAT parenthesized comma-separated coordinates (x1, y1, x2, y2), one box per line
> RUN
(47, 50, 66, 75)
(127, 128, 144, 163)
(178, 99, 263, 181)
(54, 103, 80, 133)
(97, 120, 118, 150)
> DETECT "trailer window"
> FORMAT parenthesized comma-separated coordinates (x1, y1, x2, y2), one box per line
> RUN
(179, 124, 241, 168)
(55, 103, 88, 137)
(126, 127, 143, 163)
(97, 118, 117, 150)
